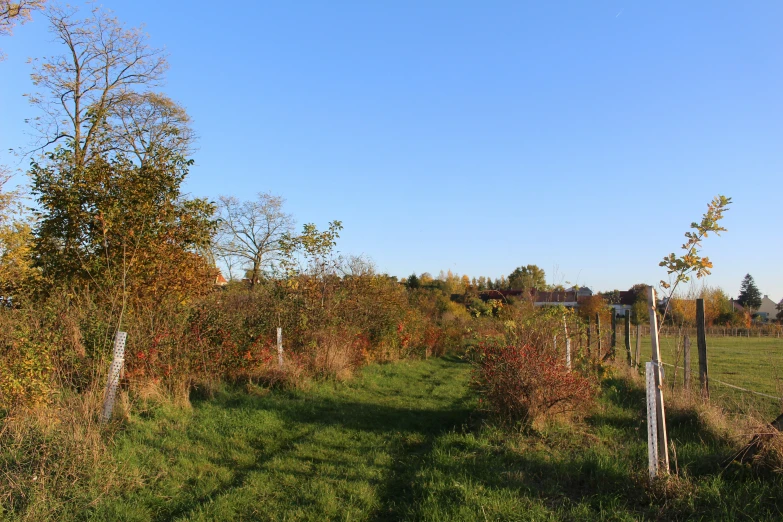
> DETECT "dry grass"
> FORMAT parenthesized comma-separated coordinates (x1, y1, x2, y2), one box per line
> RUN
(310, 328, 361, 381)
(611, 358, 783, 479)
(0, 388, 117, 519)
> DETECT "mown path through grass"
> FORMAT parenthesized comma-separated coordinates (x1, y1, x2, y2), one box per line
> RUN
(95, 356, 475, 521)
(81, 356, 783, 522)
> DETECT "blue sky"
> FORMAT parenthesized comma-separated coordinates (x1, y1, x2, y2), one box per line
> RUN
(1, 1, 781, 300)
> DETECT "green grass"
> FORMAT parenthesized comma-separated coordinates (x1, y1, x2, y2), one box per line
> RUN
(629, 333, 783, 417)
(11, 356, 783, 521)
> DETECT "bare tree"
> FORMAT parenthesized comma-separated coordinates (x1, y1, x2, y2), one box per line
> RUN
(214, 193, 294, 286)
(27, 4, 169, 166)
(339, 254, 376, 278)
(0, 166, 12, 219)
(0, 1, 46, 60)
(111, 91, 195, 164)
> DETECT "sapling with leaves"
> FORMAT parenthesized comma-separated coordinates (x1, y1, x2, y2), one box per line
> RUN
(658, 195, 731, 328)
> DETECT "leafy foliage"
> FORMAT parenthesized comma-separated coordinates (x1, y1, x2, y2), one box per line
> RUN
(658, 195, 731, 325)
(659, 195, 731, 290)
(507, 264, 546, 291)
(30, 148, 216, 303)
(471, 340, 594, 426)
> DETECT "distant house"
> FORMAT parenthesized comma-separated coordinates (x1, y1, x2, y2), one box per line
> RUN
(214, 272, 228, 286)
(478, 288, 592, 309)
(729, 299, 745, 313)
(532, 290, 579, 308)
(605, 291, 637, 318)
(566, 286, 593, 298)
(755, 295, 779, 322)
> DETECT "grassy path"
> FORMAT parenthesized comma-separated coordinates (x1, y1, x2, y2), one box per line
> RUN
(94, 356, 475, 521)
(75, 355, 783, 521)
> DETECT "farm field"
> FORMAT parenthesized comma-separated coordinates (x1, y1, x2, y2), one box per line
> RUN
(627, 333, 783, 417)
(38, 356, 783, 521)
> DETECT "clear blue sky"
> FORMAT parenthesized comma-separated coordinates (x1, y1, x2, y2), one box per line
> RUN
(1, 1, 781, 300)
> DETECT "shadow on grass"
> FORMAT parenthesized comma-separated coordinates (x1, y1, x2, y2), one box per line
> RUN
(106, 360, 783, 521)
(588, 375, 736, 477)
(133, 360, 476, 520)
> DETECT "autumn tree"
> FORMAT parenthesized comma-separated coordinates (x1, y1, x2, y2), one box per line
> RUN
(0, 167, 35, 301)
(30, 147, 216, 303)
(279, 220, 343, 309)
(213, 193, 294, 285)
(508, 264, 546, 291)
(737, 274, 762, 315)
(577, 294, 609, 321)
(0, 0, 45, 60)
(109, 91, 195, 165)
(27, 4, 169, 167)
(0, 166, 13, 220)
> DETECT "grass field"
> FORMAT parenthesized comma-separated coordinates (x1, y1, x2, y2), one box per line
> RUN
(627, 333, 783, 418)
(17, 355, 778, 521)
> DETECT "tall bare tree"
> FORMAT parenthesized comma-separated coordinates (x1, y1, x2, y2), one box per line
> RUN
(111, 91, 195, 164)
(27, 4, 170, 167)
(0, 0, 45, 60)
(214, 193, 294, 285)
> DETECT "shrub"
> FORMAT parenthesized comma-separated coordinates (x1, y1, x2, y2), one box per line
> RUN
(308, 327, 366, 380)
(471, 341, 595, 426)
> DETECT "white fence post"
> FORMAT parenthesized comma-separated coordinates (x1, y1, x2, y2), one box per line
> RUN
(645, 362, 659, 479)
(647, 286, 670, 476)
(562, 315, 571, 370)
(277, 327, 283, 369)
(101, 331, 127, 423)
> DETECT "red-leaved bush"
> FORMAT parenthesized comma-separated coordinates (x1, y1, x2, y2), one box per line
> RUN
(472, 341, 595, 426)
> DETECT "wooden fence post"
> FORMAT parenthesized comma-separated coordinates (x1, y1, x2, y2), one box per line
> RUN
(101, 331, 127, 423)
(596, 313, 602, 358)
(624, 310, 632, 366)
(696, 299, 709, 399)
(611, 311, 617, 359)
(683, 334, 691, 390)
(635, 324, 641, 369)
(277, 327, 283, 369)
(647, 286, 669, 476)
(587, 316, 592, 357)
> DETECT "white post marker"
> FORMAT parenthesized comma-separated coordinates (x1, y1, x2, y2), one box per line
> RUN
(101, 331, 127, 423)
(562, 315, 571, 370)
(277, 327, 283, 369)
(646, 361, 659, 479)
(647, 286, 670, 475)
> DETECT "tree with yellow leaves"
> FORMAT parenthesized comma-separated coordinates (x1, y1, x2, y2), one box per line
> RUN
(659, 195, 731, 325)
(0, 1, 45, 60)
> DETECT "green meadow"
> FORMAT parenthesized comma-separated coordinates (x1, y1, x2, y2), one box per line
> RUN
(22, 356, 779, 521)
(630, 333, 783, 418)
